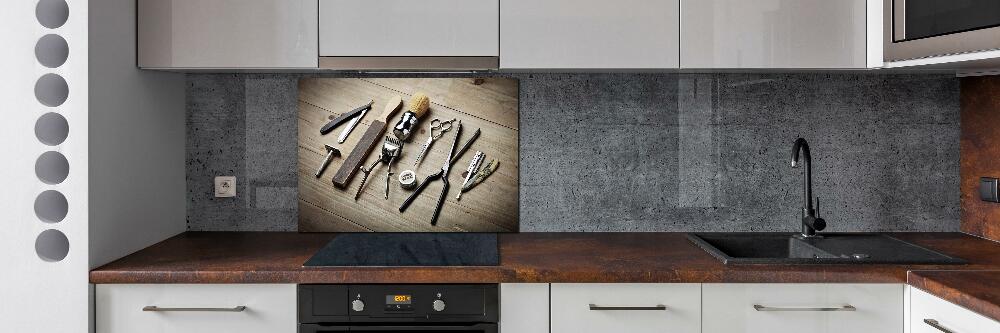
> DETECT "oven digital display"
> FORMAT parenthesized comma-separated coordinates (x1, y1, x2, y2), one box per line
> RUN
(386, 295, 412, 305)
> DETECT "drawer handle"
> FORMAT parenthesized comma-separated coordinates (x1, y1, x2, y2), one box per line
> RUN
(589, 304, 667, 311)
(923, 319, 955, 333)
(142, 306, 247, 312)
(753, 304, 856, 312)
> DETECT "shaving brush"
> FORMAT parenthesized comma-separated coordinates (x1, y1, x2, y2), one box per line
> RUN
(392, 92, 430, 141)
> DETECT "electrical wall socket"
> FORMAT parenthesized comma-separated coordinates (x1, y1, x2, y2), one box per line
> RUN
(215, 176, 236, 198)
(980, 177, 999, 202)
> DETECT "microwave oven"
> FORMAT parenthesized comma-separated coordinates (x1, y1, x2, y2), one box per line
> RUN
(884, 0, 1000, 62)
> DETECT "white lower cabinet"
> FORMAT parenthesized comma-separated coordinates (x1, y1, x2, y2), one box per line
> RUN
(95, 282, 1000, 333)
(96, 284, 297, 333)
(550, 283, 701, 333)
(910, 287, 1000, 333)
(500, 283, 549, 333)
(702, 283, 904, 333)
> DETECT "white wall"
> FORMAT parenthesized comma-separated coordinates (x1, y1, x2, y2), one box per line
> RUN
(0, 0, 90, 331)
(88, 0, 186, 270)
(0, 0, 185, 331)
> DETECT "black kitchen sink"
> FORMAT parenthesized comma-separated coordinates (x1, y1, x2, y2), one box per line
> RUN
(687, 233, 966, 265)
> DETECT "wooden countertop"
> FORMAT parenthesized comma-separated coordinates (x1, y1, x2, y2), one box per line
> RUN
(908, 270, 1000, 322)
(89, 232, 1000, 320)
(91, 232, 1000, 285)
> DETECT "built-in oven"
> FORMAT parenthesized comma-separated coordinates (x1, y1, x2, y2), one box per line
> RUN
(298, 284, 498, 333)
(885, 0, 1000, 61)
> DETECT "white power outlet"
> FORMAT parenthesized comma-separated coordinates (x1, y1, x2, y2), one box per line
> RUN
(214, 176, 236, 198)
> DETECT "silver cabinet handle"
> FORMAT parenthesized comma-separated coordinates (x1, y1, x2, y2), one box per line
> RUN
(924, 319, 955, 333)
(589, 304, 667, 311)
(142, 306, 247, 312)
(753, 304, 856, 312)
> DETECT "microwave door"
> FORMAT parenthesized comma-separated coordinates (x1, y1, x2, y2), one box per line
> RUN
(896, 0, 1000, 42)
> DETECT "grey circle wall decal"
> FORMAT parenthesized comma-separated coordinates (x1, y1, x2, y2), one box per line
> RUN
(35, 34, 69, 68)
(35, 151, 69, 185)
(36, 0, 69, 29)
(34, 73, 69, 107)
(34, 190, 68, 223)
(35, 112, 69, 145)
(35, 229, 69, 262)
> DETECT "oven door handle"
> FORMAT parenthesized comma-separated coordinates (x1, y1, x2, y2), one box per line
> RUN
(298, 323, 498, 332)
(299, 326, 349, 333)
(347, 323, 497, 331)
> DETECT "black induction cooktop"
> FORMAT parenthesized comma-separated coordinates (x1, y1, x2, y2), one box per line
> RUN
(303, 233, 500, 267)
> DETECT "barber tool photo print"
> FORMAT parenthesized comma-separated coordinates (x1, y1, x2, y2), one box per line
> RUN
(298, 78, 519, 232)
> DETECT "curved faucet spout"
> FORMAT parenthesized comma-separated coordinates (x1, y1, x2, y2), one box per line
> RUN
(791, 138, 813, 207)
(791, 138, 810, 168)
(791, 138, 824, 237)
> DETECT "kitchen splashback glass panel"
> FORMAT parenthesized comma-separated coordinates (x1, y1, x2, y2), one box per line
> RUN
(185, 73, 958, 233)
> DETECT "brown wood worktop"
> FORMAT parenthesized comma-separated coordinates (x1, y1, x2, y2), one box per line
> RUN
(90, 232, 1000, 285)
(908, 270, 1000, 322)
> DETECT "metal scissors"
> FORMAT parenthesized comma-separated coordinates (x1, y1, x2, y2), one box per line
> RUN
(412, 118, 455, 166)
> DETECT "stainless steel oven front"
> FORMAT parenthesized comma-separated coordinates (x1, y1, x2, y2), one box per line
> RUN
(884, 0, 1000, 61)
(298, 284, 499, 333)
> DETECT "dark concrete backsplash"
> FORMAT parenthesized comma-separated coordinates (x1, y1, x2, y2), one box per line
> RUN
(187, 73, 960, 232)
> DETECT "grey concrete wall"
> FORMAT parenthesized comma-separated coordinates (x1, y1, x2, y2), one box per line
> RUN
(186, 73, 960, 232)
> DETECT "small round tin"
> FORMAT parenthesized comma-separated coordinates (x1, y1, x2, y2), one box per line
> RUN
(398, 170, 418, 190)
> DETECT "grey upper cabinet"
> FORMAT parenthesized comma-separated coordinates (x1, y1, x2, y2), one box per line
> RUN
(132, 0, 879, 70)
(500, 0, 680, 69)
(318, 0, 500, 70)
(138, 0, 318, 69)
(681, 0, 870, 69)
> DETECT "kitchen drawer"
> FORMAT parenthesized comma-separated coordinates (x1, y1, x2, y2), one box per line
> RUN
(550, 283, 701, 333)
(910, 287, 1000, 333)
(96, 284, 296, 333)
(702, 283, 903, 333)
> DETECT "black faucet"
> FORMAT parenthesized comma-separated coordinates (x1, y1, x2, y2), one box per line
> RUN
(791, 138, 826, 238)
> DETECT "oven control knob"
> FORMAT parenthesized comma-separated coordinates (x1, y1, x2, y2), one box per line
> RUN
(351, 299, 365, 312)
(432, 299, 446, 312)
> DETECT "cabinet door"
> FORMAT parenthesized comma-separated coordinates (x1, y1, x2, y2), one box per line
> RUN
(500, 284, 548, 333)
(910, 287, 1000, 333)
(501, 0, 680, 69)
(702, 283, 903, 333)
(319, 0, 499, 57)
(96, 284, 297, 333)
(138, 0, 318, 68)
(551, 283, 701, 333)
(681, 0, 867, 68)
